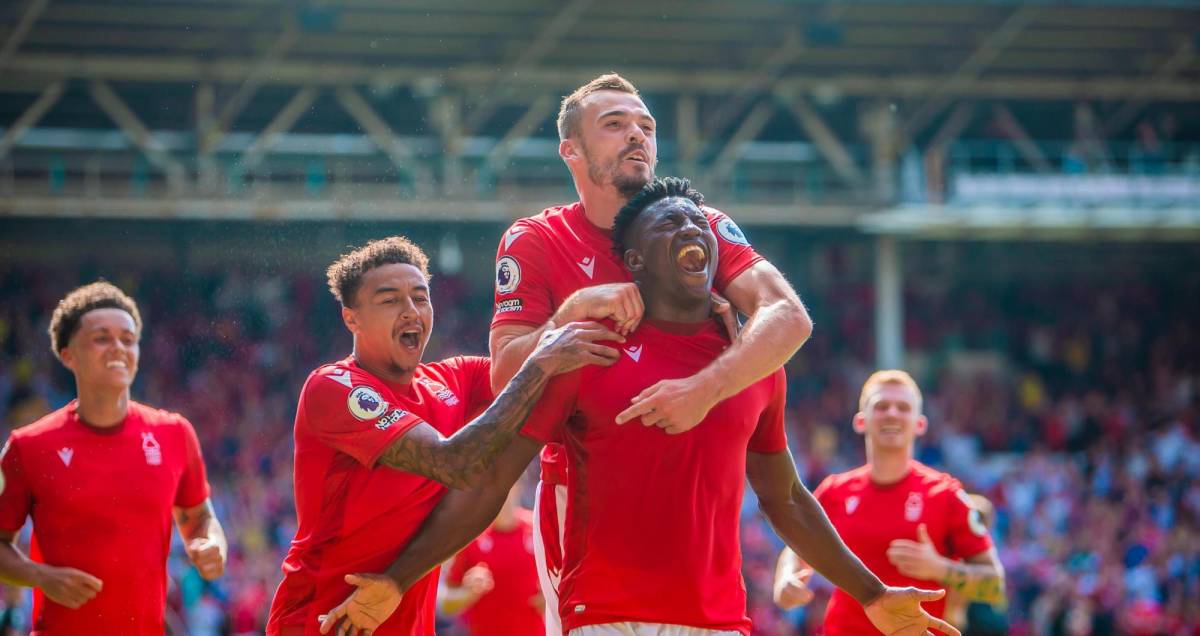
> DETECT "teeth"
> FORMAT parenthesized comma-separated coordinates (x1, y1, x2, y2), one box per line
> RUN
(676, 244, 707, 273)
(106, 361, 126, 369)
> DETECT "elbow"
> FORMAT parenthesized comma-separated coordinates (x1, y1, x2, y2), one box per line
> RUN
(778, 295, 813, 348)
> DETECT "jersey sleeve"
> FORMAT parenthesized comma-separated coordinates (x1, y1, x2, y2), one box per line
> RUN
(491, 220, 555, 330)
(0, 438, 32, 532)
(301, 369, 426, 468)
(705, 207, 765, 294)
(520, 370, 582, 444)
(174, 417, 211, 508)
(747, 368, 789, 454)
(811, 474, 838, 508)
(945, 483, 994, 559)
(453, 355, 496, 420)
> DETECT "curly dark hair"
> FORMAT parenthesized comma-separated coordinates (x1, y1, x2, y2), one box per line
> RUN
(612, 176, 706, 258)
(48, 281, 142, 360)
(326, 236, 431, 307)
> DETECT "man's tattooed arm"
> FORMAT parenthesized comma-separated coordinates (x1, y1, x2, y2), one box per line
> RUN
(377, 362, 549, 490)
(375, 320, 621, 490)
(940, 548, 1006, 606)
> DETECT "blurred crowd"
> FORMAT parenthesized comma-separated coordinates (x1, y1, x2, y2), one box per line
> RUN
(0, 253, 1196, 635)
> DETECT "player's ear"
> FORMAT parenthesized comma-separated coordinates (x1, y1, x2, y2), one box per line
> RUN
(341, 305, 359, 334)
(559, 138, 580, 162)
(58, 345, 77, 373)
(852, 412, 868, 434)
(914, 415, 928, 437)
(623, 248, 644, 273)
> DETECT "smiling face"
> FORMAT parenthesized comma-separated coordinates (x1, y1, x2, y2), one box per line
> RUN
(342, 263, 434, 384)
(854, 382, 928, 453)
(562, 90, 657, 199)
(60, 307, 140, 391)
(623, 196, 719, 311)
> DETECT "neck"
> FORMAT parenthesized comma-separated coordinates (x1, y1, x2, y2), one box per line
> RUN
(641, 289, 712, 324)
(865, 444, 913, 485)
(352, 344, 414, 387)
(577, 183, 628, 229)
(75, 384, 131, 428)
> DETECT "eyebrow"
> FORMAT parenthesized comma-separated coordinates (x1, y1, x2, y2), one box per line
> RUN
(597, 109, 656, 124)
(372, 285, 429, 295)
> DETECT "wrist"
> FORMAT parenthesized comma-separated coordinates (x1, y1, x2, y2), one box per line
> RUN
(933, 557, 953, 583)
(858, 577, 888, 608)
(691, 368, 726, 404)
(28, 562, 50, 589)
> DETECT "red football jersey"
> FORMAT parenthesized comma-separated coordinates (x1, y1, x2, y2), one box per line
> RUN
(520, 319, 787, 635)
(814, 461, 994, 636)
(267, 355, 493, 636)
(0, 401, 210, 636)
(491, 200, 763, 487)
(445, 508, 544, 636)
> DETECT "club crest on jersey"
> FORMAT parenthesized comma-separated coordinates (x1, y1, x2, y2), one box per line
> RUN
(496, 256, 521, 295)
(845, 495, 860, 514)
(904, 491, 924, 522)
(716, 217, 750, 246)
(348, 386, 389, 421)
(420, 378, 460, 406)
(142, 432, 162, 466)
(58, 447, 74, 467)
(375, 409, 406, 431)
(623, 345, 642, 362)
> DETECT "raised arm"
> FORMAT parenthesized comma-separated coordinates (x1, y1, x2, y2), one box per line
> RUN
(381, 322, 619, 489)
(0, 529, 103, 609)
(616, 261, 813, 433)
(489, 283, 642, 393)
(320, 436, 543, 634)
(173, 499, 228, 581)
(746, 450, 961, 636)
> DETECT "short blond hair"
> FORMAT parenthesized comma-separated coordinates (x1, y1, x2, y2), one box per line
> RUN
(858, 370, 923, 412)
(557, 73, 640, 140)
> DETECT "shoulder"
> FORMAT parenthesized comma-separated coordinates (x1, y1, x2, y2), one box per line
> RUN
(702, 206, 751, 247)
(419, 356, 490, 385)
(822, 465, 871, 493)
(9, 404, 73, 441)
(131, 401, 194, 430)
(505, 204, 574, 237)
(911, 461, 967, 499)
(304, 360, 378, 394)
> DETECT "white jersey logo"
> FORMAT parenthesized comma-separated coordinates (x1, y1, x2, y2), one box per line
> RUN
(577, 255, 595, 279)
(57, 447, 74, 467)
(328, 369, 353, 388)
(904, 491, 924, 522)
(142, 432, 162, 466)
(845, 495, 860, 515)
(503, 228, 526, 251)
(623, 345, 642, 362)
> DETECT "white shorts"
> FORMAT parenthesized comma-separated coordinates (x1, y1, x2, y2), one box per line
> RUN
(533, 481, 568, 636)
(568, 623, 741, 636)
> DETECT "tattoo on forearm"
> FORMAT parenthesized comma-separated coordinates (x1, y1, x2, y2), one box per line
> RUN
(378, 363, 549, 489)
(941, 563, 1006, 605)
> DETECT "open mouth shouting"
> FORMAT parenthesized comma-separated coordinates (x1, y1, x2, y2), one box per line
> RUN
(674, 240, 710, 279)
(397, 326, 423, 351)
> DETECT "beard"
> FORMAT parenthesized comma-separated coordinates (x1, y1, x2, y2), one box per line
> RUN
(581, 140, 653, 199)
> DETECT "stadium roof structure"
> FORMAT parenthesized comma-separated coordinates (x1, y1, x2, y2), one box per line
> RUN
(1, 0, 1198, 230)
